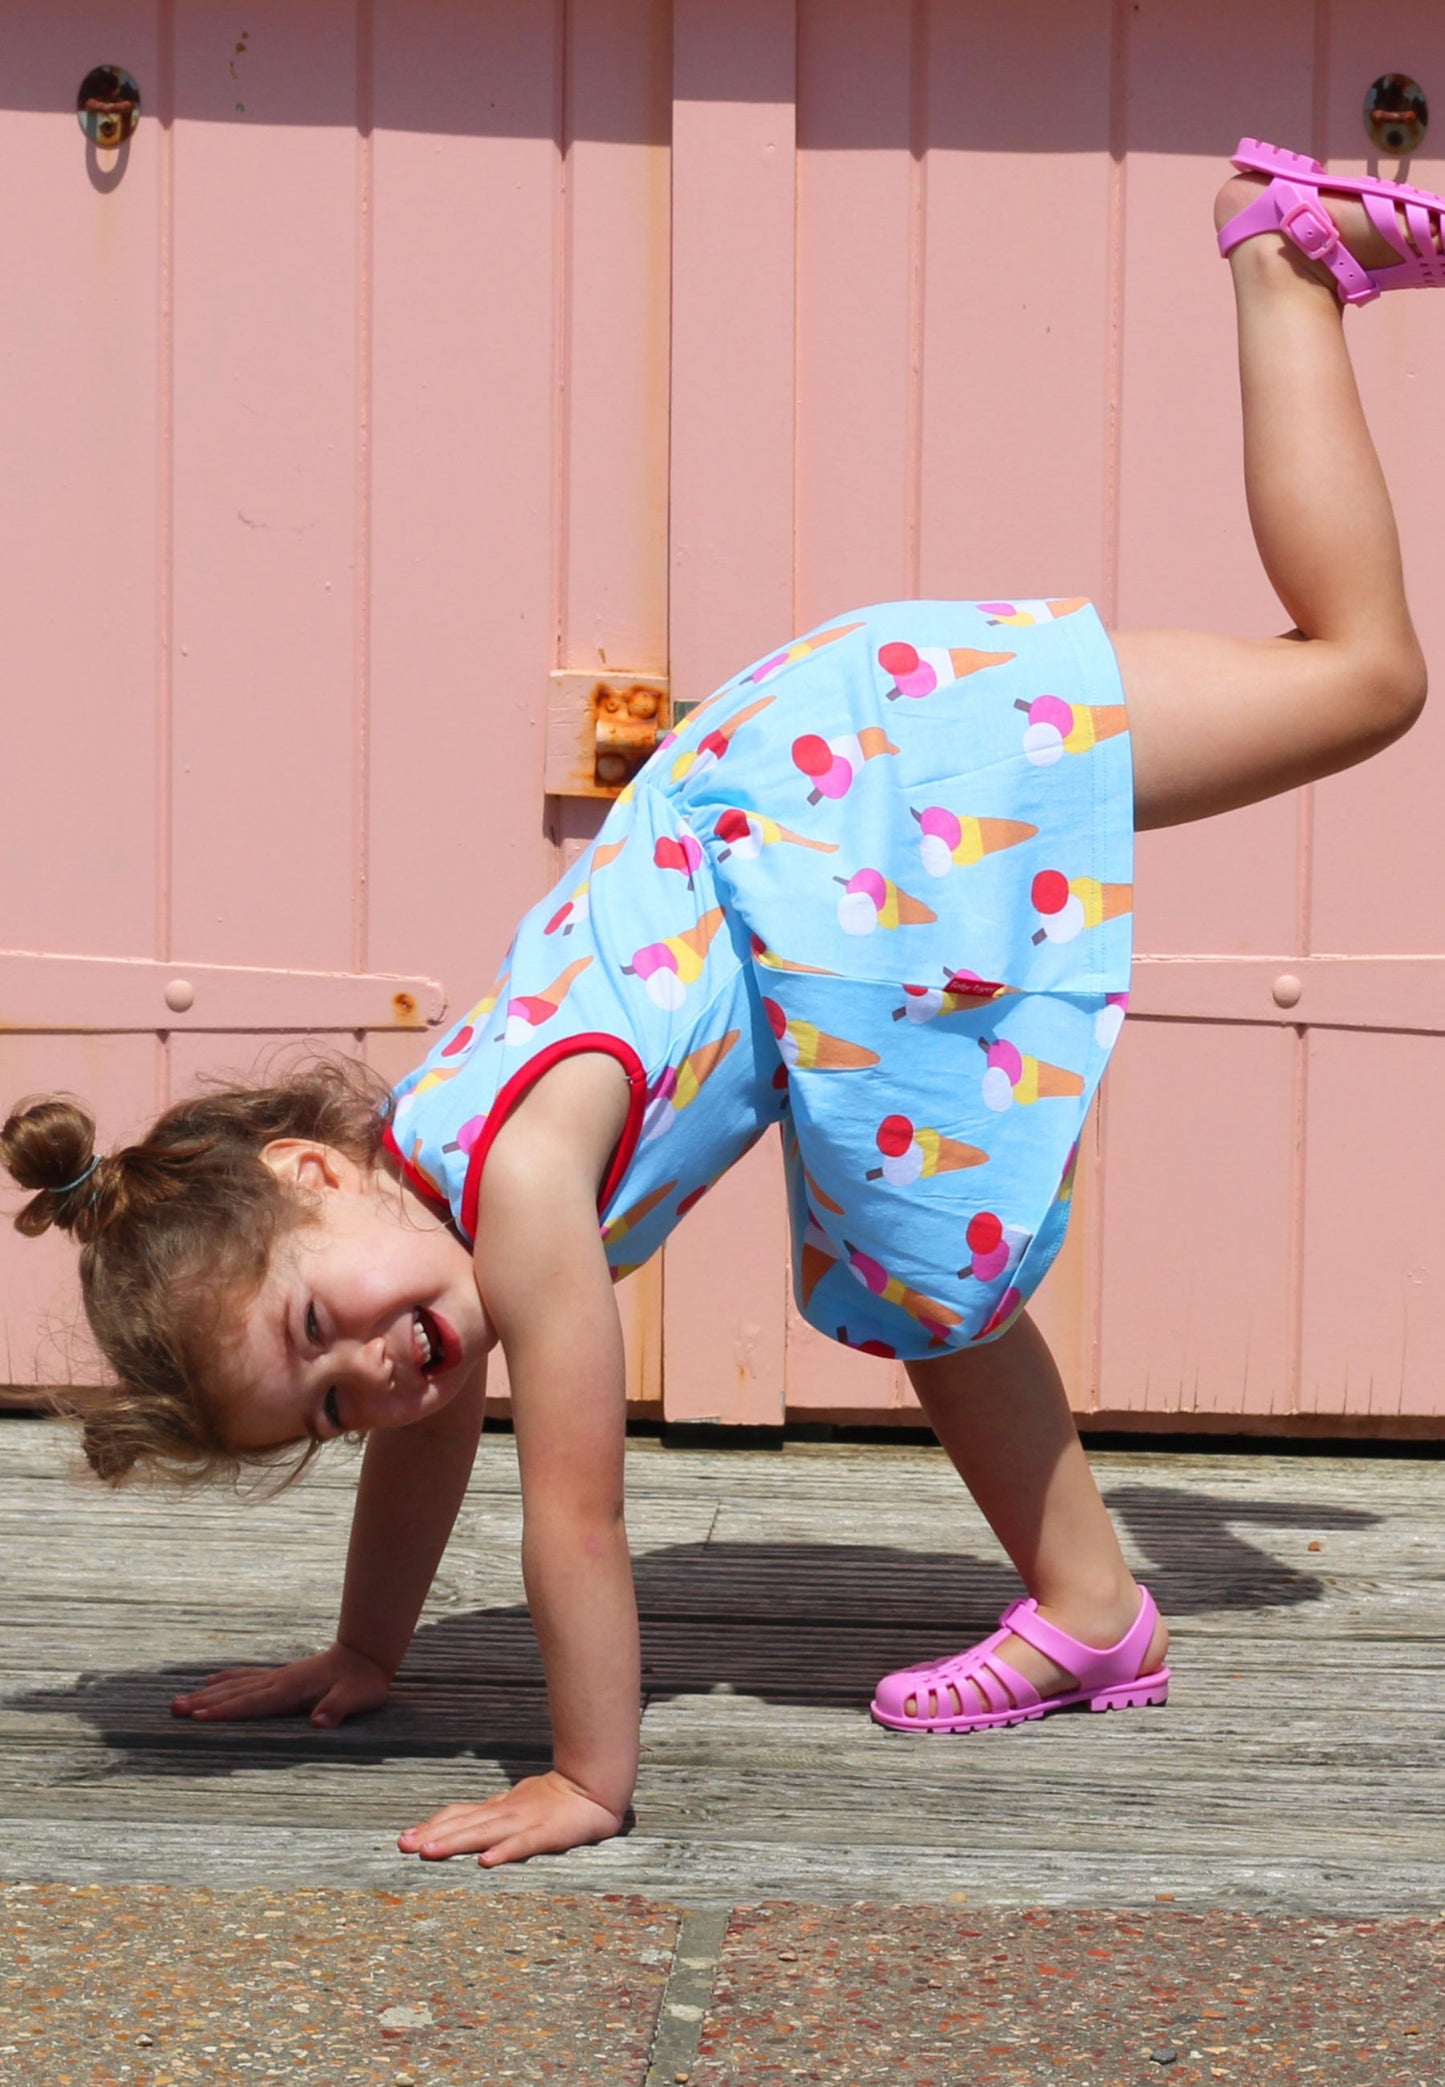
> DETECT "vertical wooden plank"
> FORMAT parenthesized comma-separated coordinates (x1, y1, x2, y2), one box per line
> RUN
(917, 1, 1114, 601)
(168, 1, 359, 971)
(367, 0, 559, 997)
(1096, 1020, 1297, 1417)
(663, 0, 796, 1423)
(563, 0, 672, 679)
(1309, 0, 1445, 957)
(793, 0, 915, 624)
(0, 1036, 159, 1389)
(1118, 0, 1315, 963)
(0, 2, 161, 959)
(1298, 1030, 1445, 1418)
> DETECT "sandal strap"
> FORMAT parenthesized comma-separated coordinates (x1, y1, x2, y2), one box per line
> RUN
(1217, 179, 1377, 304)
(1000, 1587, 1159, 1691)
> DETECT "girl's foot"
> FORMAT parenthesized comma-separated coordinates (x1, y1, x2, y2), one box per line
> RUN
(1214, 172, 1408, 287)
(873, 1585, 1170, 1733)
(988, 1586, 1169, 1706)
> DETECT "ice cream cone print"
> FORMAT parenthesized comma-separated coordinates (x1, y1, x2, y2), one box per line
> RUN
(876, 639, 1015, 701)
(978, 597, 1089, 628)
(1014, 693, 1130, 767)
(545, 886, 590, 936)
(835, 867, 938, 937)
(746, 620, 866, 684)
(601, 1180, 678, 1247)
(1030, 870, 1132, 945)
(792, 725, 898, 805)
(462, 967, 510, 1027)
(641, 1030, 741, 1139)
(980, 1037, 1085, 1111)
(653, 831, 705, 886)
(408, 1061, 465, 1097)
(1056, 1140, 1081, 1205)
(592, 837, 628, 873)
(623, 907, 726, 1009)
(670, 696, 773, 783)
(844, 1242, 962, 1342)
(404, 1139, 446, 1206)
(801, 1161, 845, 1216)
(957, 1210, 1030, 1284)
(750, 933, 839, 978)
(913, 805, 1038, 878)
(892, 968, 1013, 1024)
(865, 1113, 989, 1186)
(714, 806, 839, 862)
(800, 1214, 839, 1307)
(503, 957, 593, 1043)
(677, 1169, 726, 1221)
(763, 995, 880, 1072)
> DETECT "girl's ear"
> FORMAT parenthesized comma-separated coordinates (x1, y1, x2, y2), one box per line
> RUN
(259, 1140, 360, 1193)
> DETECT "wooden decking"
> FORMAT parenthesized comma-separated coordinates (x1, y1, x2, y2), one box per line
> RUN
(3, 1416, 1443, 1909)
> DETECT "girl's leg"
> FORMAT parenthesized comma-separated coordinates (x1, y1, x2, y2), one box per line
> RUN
(906, 1314, 1167, 1707)
(1119, 177, 1427, 831)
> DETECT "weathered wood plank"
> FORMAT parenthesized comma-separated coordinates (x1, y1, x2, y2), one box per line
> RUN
(4, 1418, 1444, 1909)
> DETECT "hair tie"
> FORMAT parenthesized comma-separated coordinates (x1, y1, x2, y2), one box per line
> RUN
(53, 1155, 103, 1196)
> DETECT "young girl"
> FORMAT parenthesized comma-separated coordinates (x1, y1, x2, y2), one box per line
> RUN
(4, 142, 1438, 1869)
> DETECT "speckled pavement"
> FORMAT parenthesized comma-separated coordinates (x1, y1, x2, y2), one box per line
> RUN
(4, 1886, 1442, 2085)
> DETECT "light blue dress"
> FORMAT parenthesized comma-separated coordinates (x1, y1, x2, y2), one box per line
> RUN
(387, 600, 1132, 1359)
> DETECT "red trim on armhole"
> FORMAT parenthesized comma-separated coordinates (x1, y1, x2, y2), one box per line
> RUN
(459, 1032, 648, 1245)
(381, 1121, 456, 1225)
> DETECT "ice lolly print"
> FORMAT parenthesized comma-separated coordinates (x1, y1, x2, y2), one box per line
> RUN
(623, 907, 726, 1010)
(957, 1210, 1030, 1284)
(653, 832, 704, 887)
(912, 805, 1038, 878)
(892, 968, 1013, 1023)
(979, 597, 1089, 627)
(503, 957, 593, 1043)
(1096, 991, 1128, 1050)
(835, 868, 938, 936)
(975, 1285, 1027, 1341)
(763, 995, 880, 1072)
(876, 638, 1015, 700)
(714, 807, 839, 862)
(792, 726, 898, 805)
(844, 1243, 963, 1343)
(545, 885, 591, 936)
(865, 1113, 988, 1186)
(641, 1030, 741, 1140)
(1030, 869, 1133, 944)
(746, 620, 866, 684)
(1014, 692, 1130, 767)
(980, 1037, 1085, 1111)
(669, 696, 773, 783)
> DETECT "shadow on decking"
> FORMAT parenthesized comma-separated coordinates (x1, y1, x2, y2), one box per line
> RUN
(6, 1481, 1379, 1780)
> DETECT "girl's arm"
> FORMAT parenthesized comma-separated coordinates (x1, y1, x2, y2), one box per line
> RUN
(398, 1100, 639, 1867)
(172, 1363, 487, 1728)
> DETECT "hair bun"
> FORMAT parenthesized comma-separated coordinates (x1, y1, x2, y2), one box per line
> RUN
(1, 1094, 102, 1237)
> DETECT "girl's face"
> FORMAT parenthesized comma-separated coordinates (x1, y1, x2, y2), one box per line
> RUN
(219, 1144, 493, 1451)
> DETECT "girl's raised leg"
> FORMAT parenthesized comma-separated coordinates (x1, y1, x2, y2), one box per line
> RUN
(1118, 177, 1428, 831)
(902, 1316, 1167, 1709)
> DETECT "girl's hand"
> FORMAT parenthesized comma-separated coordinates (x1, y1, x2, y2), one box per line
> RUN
(170, 1641, 392, 1728)
(397, 1770, 627, 1868)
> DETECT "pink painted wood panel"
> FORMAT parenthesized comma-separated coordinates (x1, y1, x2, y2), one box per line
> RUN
(5, 0, 1445, 1435)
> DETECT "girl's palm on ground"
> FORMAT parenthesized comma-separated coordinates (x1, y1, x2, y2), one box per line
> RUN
(398, 1771, 626, 1867)
(170, 1642, 392, 1727)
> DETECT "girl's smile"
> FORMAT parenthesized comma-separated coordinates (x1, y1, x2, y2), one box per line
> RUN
(219, 1144, 492, 1451)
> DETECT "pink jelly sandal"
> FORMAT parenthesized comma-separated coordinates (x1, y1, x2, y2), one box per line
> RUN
(1217, 136, 1445, 304)
(870, 1586, 1170, 1734)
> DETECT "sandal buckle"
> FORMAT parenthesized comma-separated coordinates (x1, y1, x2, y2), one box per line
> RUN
(1279, 191, 1339, 261)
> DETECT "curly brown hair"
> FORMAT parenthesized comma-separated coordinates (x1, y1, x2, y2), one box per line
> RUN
(1, 1057, 393, 1490)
